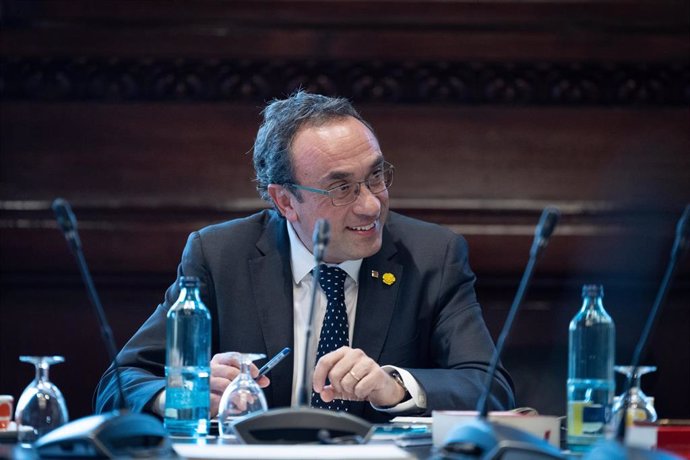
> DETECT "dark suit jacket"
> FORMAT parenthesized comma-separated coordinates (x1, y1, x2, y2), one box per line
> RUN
(95, 209, 514, 422)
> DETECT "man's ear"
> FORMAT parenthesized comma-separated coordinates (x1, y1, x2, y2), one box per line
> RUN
(267, 184, 298, 222)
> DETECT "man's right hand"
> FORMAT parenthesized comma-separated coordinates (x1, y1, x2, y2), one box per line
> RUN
(210, 352, 270, 417)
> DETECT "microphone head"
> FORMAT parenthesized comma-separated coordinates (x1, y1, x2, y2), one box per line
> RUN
(537, 206, 560, 240)
(52, 198, 77, 233)
(674, 204, 690, 253)
(312, 219, 330, 262)
(530, 206, 560, 257)
(52, 197, 81, 248)
(313, 219, 330, 246)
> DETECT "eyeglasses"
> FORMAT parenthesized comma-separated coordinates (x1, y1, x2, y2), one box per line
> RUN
(287, 161, 394, 207)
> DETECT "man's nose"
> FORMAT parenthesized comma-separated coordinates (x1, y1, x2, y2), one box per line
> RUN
(352, 184, 382, 216)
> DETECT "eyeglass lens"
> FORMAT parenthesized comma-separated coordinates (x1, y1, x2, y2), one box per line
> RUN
(330, 165, 393, 205)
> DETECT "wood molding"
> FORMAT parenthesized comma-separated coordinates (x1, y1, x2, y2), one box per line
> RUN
(2, 57, 688, 105)
(1, 198, 687, 278)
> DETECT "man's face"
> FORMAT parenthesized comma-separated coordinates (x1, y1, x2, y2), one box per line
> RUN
(271, 116, 389, 263)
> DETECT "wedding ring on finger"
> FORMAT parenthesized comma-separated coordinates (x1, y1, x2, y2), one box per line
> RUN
(349, 370, 361, 382)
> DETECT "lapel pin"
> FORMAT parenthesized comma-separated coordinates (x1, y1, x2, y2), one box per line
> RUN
(382, 273, 396, 286)
(371, 270, 379, 278)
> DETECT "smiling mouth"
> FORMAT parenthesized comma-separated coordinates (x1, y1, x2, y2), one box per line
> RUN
(348, 222, 376, 232)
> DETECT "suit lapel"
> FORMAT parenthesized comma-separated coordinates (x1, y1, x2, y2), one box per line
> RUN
(248, 213, 294, 407)
(246, 214, 403, 412)
(352, 226, 402, 363)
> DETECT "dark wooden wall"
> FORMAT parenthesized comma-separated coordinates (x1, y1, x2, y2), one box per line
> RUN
(1, 0, 689, 421)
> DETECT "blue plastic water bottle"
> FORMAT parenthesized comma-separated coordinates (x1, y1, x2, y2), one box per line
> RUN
(567, 284, 615, 451)
(164, 276, 211, 437)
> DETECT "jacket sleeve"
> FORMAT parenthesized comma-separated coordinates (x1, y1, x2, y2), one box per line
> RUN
(405, 233, 515, 415)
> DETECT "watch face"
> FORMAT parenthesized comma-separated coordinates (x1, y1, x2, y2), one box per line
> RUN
(391, 372, 411, 400)
(393, 372, 404, 386)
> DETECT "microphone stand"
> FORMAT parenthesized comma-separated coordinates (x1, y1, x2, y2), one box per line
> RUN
(232, 219, 373, 444)
(34, 199, 172, 458)
(476, 207, 557, 418)
(295, 219, 329, 407)
(52, 199, 128, 411)
(440, 207, 564, 460)
(585, 205, 690, 460)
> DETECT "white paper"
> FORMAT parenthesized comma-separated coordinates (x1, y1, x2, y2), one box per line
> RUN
(432, 410, 561, 448)
(173, 443, 413, 459)
(390, 416, 433, 425)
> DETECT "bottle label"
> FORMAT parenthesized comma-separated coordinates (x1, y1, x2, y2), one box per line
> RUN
(568, 401, 612, 436)
(164, 367, 210, 418)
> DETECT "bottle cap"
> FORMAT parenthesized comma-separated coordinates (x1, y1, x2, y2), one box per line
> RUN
(179, 276, 200, 288)
(582, 284, 604, 298)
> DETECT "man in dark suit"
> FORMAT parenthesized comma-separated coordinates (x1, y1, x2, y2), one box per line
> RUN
(95, 91, 514, 422)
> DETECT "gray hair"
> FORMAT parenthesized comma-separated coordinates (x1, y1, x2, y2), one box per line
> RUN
(253, 91, 374, 203)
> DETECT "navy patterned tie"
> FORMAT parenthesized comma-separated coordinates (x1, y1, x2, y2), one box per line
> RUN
(311, 265, 350, 411)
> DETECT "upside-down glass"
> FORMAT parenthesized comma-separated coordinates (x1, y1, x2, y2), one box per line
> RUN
(15, 356, 69, 444)
(218, 353, 267, 437)
(612, 365, 657, 427)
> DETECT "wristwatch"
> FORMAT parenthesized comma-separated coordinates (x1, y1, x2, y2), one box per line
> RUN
(390, 371, 411, 403)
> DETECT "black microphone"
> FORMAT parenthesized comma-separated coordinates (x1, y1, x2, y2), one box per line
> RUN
(295, 219, 330, 406)
(440, 206, 564, 460)
(52, 198, 82, 250)
(51, 199, 126, 410)
(34, 199, 172, 458)
(232, 218, 372, 444)
(312, 218, 330, 264)
(530, 206, 560, 259)
(585, 204, 690, 460)
(670, 204, 689, 258)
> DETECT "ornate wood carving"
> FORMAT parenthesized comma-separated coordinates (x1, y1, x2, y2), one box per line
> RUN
(2, 57, 688, 106)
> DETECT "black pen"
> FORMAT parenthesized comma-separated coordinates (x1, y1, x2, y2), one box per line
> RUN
(257, 347, 291, 378)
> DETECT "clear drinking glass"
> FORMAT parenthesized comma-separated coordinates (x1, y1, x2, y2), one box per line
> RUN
(612, 365, 657, 426)
(218, 353, 267, 437)
(15, 356, 69, 444)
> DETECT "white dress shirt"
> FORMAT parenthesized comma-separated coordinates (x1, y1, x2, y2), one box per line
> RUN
(286, 221, 426, 412)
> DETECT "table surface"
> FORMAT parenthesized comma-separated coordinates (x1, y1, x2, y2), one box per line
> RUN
(0, 432, 588, 460)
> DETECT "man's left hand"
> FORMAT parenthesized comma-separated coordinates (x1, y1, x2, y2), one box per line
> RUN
(312, 346, 406, 407)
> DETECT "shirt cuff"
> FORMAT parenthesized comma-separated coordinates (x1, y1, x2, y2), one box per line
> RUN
(371, 366, 427, 413)
(150, 390, 166, 417)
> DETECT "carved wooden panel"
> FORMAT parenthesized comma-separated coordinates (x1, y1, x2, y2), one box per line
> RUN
(2, 58, 688, 106)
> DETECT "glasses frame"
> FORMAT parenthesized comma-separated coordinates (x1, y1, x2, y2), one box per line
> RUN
(287, 161, 394, 207)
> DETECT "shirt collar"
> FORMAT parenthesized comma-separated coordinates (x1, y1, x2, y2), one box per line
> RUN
(286, 220, 361, 284)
